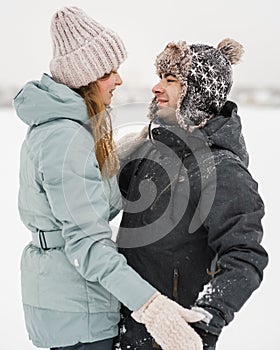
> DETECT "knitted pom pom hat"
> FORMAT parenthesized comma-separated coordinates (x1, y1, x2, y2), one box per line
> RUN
(149, 38, 244, 129)
(49, 6, 127, 88)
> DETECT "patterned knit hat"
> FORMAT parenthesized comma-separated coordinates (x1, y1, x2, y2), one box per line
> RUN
(149, 39, 244, 128)
(49, 7, 127, 88)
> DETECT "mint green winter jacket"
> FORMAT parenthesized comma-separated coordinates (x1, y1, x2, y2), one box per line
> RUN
(14, 74, 156, 348)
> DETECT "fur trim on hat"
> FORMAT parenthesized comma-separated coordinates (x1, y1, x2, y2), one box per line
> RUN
(155, 41, 192, 84)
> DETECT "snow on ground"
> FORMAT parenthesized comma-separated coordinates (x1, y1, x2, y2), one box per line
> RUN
(1, 104, 278, 350)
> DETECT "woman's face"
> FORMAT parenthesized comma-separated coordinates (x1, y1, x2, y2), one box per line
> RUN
(97, 70, 123, 106)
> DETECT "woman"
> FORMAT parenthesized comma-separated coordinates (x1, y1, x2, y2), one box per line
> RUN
(14, 7, 204, 350)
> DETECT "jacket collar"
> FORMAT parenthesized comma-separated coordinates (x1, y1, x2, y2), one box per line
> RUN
(149, 101, 248, 166)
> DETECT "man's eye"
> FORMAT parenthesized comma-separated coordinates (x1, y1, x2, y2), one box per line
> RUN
(167, 79, 177, 83)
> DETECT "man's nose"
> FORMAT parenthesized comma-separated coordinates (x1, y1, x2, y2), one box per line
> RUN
(152, 82, 164, 94)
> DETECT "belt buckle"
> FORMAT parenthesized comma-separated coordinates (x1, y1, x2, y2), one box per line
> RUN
(38, 230, 50, 250)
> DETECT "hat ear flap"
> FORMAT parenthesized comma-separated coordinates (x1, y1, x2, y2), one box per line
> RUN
(217, 38, 244, 64)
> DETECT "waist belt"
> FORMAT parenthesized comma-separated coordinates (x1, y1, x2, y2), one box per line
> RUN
(32, 229, 65, 250)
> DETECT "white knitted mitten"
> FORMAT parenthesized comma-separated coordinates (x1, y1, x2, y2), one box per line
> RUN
(132, 292, 204, 350)
(116, 126, 148, 161)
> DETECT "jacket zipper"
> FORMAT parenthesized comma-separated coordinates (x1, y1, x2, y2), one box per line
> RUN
(172, 267, 179, 302)
(151, 267, 179, 349)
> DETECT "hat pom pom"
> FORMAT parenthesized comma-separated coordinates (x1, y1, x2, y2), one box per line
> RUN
(217, 38, 244, 64)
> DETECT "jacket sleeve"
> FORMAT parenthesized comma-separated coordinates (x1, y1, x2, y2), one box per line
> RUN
(40, 123, 156, 311)
(116, 126, 148, 164)
(193, 157, 268, 335)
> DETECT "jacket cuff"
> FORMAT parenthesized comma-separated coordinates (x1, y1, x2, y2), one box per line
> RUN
(191, 306, 226, 336)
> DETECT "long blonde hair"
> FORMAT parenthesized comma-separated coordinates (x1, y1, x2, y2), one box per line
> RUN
(75, 78, 119, 178)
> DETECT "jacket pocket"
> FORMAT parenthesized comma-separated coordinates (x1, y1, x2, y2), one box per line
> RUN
(172, 267, 179, 302)
(21, 243, 89, 312)
(86, 281, 120, 313)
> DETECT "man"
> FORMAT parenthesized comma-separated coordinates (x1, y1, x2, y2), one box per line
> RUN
(115, 39, 268, 349)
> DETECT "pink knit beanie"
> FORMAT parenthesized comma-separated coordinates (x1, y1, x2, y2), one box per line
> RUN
(49, 7, 127, 88)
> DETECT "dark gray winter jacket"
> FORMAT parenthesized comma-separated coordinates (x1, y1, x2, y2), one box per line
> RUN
(116, 101, 268, 348)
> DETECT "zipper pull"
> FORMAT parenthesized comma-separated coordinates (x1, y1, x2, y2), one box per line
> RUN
(172, 267, 179, 302)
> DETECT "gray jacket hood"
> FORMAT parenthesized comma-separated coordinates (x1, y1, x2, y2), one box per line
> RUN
(13, 73, 88, 126)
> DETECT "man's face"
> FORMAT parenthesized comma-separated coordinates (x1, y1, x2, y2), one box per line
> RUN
(152, 74, 181, 125)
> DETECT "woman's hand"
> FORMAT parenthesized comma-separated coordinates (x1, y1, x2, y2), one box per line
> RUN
(132, 292, 204, 350)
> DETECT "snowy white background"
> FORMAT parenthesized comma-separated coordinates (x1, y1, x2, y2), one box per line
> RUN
(0, 0, 279, 349)
(1, 0, 279, 90)
(1, 105, 278, 350)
